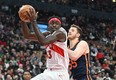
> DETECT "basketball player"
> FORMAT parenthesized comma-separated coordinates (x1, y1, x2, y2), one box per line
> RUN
(20, 8, 69, 80)
(68, 24, 92, 80)
(23, 70, 32, 80)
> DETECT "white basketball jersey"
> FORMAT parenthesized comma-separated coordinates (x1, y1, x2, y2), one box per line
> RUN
(46, 27, 69, 70)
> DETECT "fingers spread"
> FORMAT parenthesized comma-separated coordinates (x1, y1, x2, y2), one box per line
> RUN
(26, 11, 31, 19)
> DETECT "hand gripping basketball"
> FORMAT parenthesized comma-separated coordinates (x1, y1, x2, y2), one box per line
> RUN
(18, 5, 37, 22)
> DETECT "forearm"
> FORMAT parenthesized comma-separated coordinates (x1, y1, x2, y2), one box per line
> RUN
(68, 49, 78, 61)
(21, 21, 31, 38)
(68, 49, 84, 61)
(31, 20, 46, 44)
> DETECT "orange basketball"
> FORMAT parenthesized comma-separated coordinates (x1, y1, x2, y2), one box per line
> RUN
(18, 5, 36, 22)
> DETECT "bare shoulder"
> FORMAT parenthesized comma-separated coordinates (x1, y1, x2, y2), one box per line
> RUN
(77, 40, 89, 53)
(79, 40, 88, 45)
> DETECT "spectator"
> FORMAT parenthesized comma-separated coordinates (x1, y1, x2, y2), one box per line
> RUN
(23, 70, 32, 80)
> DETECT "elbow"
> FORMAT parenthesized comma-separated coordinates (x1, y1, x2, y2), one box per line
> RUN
(23, 35, 28, 39)
(39, 42, 45, 46)
(38, 41, 46, 46)
(69, 55, 78, 61)
(22, 33, 29, 39)
(23, 35, 30, 39)
(71, 57, 78, 61)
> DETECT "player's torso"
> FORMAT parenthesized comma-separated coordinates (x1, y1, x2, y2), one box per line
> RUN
(69, 40, 91, 78)
(46, 27, 69, 69)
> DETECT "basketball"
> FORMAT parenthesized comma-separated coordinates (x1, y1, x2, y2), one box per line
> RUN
(18, 5, 36, 22)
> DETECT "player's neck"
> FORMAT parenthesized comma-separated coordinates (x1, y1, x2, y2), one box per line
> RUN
(69, 38, 79, 49)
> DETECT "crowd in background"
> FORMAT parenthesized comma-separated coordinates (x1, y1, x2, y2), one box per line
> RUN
(0, 2, 116, 80)
(33, 0, 116, 12)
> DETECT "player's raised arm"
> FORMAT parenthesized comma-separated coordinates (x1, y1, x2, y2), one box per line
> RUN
(21, 21, 51, 41)
(27, 8, 66, 45)
(19, 5, 38, 41)
(21, 21, 38, 41)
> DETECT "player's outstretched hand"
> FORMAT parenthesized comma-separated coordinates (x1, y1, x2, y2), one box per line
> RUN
(26, 8, 38, 22)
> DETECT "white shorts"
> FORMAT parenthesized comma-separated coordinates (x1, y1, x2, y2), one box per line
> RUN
(31, 69, 69, 80)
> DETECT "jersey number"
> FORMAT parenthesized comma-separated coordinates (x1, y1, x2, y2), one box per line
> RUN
(69, 59, 77, 70)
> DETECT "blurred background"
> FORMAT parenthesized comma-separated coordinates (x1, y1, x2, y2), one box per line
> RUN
(0, 0, 116, 80)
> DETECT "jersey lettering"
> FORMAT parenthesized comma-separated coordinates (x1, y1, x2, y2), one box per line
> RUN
(69, 59, 78, 70)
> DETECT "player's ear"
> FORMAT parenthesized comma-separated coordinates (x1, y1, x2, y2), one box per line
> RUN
(76, 33, 80, 38)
